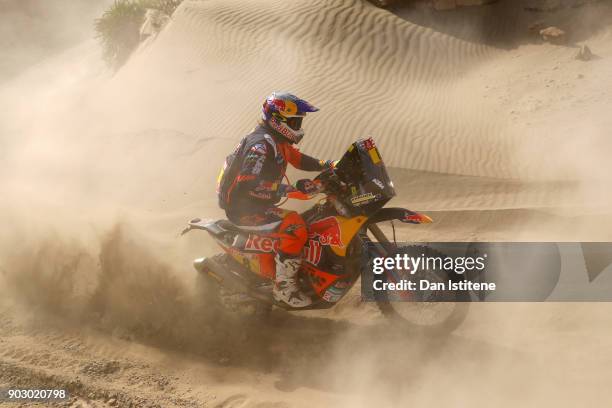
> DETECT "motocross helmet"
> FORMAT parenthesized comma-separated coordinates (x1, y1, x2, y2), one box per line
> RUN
(262, 92, 319, 144)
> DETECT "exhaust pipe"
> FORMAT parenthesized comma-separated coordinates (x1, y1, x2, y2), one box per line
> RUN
(193, 256, 273, 304)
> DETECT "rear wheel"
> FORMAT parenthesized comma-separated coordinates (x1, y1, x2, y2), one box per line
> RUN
(194, 254, 225, 314)
(194, 253, 272, 319)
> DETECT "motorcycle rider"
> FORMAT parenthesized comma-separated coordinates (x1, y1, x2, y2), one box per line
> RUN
(217, 92, 333, 308)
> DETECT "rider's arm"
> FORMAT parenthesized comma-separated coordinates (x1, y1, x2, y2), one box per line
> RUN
(282, 144, 330, 172)
(277, 179, 322, 201)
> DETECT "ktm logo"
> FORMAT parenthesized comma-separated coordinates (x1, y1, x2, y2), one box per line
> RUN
(244, 235, 279, 252)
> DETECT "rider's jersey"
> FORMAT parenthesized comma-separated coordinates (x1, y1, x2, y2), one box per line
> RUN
(217, 124, 326, 213)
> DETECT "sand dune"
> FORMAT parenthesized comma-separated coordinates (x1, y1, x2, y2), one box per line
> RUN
(93, 0, 612, 198)
(106, 0, 514, 177)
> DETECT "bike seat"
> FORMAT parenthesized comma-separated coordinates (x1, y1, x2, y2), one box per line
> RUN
(217, 219, 281, 234)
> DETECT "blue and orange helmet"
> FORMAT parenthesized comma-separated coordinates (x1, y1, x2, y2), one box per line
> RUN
(262, 92, 319, 144)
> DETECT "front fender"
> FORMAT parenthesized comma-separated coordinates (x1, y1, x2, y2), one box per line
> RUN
(366, 207, 433, 225)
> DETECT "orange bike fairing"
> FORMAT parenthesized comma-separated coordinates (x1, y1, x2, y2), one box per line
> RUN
(223, 245, 276, 279)
(329, 215, 368, 257)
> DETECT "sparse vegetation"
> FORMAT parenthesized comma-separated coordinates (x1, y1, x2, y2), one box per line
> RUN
(95, 0, 183, 68)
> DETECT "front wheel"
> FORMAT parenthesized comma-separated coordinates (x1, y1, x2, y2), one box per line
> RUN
(373, 245, 471, 334)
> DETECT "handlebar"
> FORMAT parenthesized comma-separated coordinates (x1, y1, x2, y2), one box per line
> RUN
(281, 166, 345, 202)
(286, 191, 314, 200)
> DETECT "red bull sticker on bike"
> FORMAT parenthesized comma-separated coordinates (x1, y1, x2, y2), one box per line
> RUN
(244, 235, 279, 252)
(304, 239, 323, 265)
(308, 216, 344, 247)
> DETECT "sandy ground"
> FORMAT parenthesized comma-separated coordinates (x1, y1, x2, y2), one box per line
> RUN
(1, 0, 612, 406)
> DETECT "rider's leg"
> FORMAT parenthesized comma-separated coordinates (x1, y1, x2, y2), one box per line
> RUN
(228, 207, 311, 307)
(266, 209, 311, 307)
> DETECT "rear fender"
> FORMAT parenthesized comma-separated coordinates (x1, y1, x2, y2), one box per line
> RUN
(181, 218, 225, 237)
(366, 207, 433, 225)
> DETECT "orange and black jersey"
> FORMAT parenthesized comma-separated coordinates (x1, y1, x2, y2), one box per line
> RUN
(218, 124, 326, 213)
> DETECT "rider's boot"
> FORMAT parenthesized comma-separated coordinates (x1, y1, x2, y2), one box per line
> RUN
(272, 253, 312, 308)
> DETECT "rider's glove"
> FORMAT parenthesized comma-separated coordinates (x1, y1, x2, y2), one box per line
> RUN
(295, 179, 323, 195)
(320, 160, 337, 169)
(277, 184, 297, 198)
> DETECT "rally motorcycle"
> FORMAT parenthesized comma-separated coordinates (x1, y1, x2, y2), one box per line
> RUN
(182, 137, 469, 330)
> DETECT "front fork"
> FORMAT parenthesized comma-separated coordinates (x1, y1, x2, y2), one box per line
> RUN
(361, 223, 412, 301)
(357, 224, 393, 287)
(367, 224, 395, 255)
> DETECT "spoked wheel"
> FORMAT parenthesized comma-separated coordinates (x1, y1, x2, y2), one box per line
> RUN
(193, 254, 224, 314)
(377, 298, 470, 334)
(366, 225, 471, 334)
(194, 254, 272, 320)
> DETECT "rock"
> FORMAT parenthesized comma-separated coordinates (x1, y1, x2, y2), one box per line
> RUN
(575, 45, 593, 61)
(108, 398, 117, 406)
(528, 22, 546, 35)
(433, 0, 456, 10)
(539, 26, 566, 44)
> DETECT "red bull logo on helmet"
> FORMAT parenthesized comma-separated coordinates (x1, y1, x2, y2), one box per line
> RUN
(308, 216, 344, 247)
